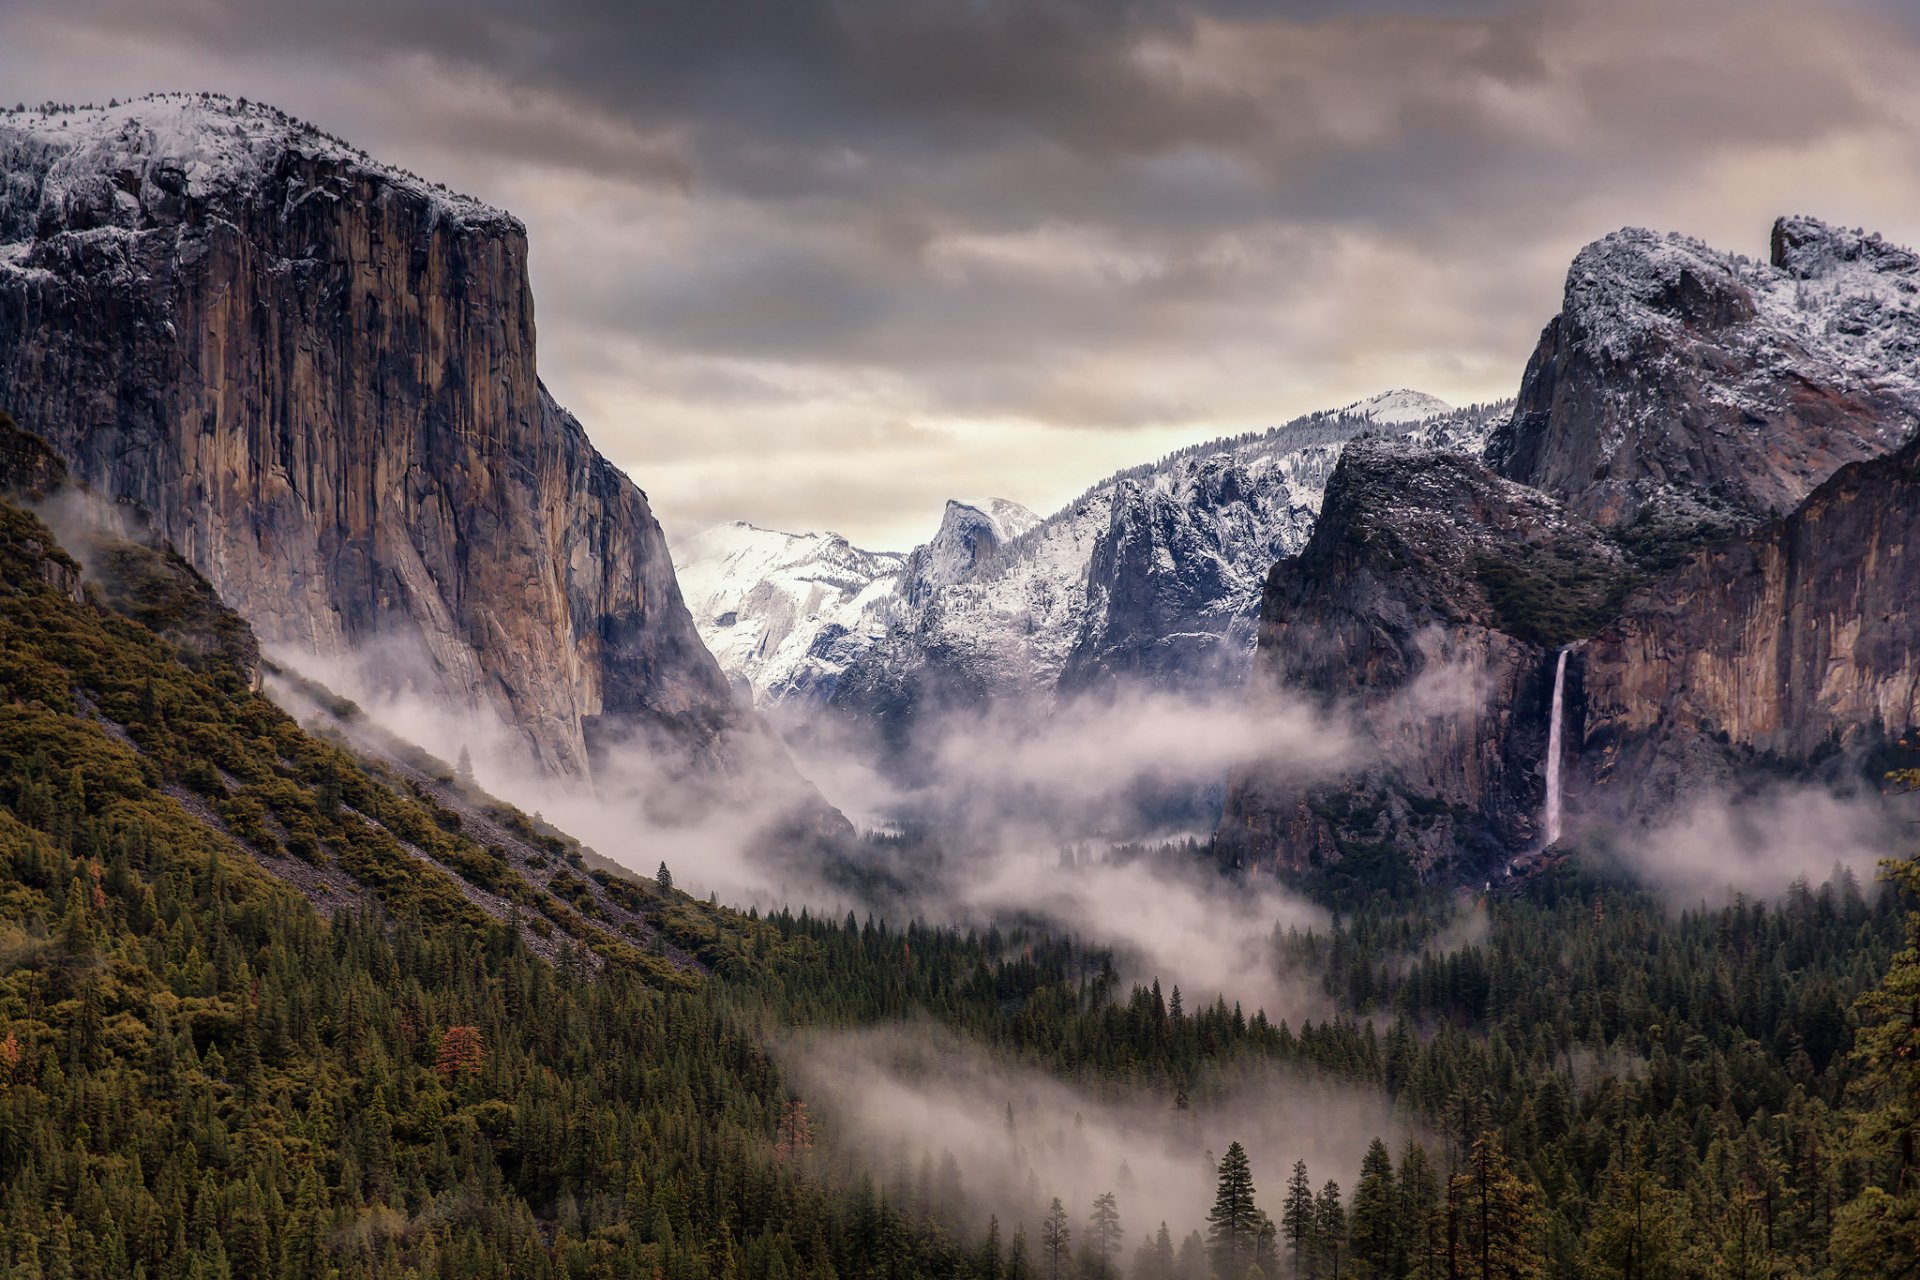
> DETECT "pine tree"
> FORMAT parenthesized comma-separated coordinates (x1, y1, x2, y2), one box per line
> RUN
(1131, 1221, 1174, 1280)
(656, 860, 674, 893)
(980, 1215, 1004, 1280)
(1314, 1181, 1346, 1280)
(434, 1024, 484, 1082)
(1176, 1230, 1208, 1280)
(1585, 1164, 1688, 1280)
(1282, 1159, 1316, 1277)
(1349, 1138, 1396, 1278)
(1086, 1192, 1123, 1280)
(1450, 1131, 1543, 1280)
(1209, 1142, 1264, 1280)
(455, 745, 473, 782)
(1831, 807, 1920, 1275)
(1042, 1198, 1072, 1280)
(1397, 1140, 1444, 1280)
(1010, 1226, 1033, 1280)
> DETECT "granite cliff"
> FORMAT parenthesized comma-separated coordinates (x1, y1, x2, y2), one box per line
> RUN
(1223, 218, 1920, 882)
(0, 95, 737, 780)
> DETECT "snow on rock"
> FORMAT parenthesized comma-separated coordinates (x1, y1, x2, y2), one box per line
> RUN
(1339, 388, 1453, 426)
(1491, 217, 1920, 531)
(0, 93, 511, 247)
(673, 523, 908, 704)
(688, 392, 1505, 715)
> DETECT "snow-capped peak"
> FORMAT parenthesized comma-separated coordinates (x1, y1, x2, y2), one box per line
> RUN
(673, 522, 907, 704)
(904, 497, 1042, 608)
(683, 396, 1503, 710)
(1341, 388, 1453, 425)
(0, 92, 511, 243)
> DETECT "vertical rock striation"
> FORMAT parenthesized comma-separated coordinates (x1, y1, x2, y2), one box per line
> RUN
(0, 95, 737, 779)
(1579, 432, 1920, 817)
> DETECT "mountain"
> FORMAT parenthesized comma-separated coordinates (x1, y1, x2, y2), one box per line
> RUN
(674, 522, 910, 704)
(1488, 216, 1920, 547)
(1216, 435, 1631, 880)
(1221, 218, 1920, 882)
(825, 394, 1498, 750)
(680, 389, 1493, 730)
(0, 94, 736, 781)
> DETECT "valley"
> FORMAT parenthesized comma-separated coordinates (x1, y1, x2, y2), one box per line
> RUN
(0, 84, 1917, 1280)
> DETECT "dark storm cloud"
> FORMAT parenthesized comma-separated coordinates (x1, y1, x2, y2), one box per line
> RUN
(3, 0, 1918, 545)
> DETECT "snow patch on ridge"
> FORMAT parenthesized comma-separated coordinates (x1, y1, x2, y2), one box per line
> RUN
(0, 93, 511, 244)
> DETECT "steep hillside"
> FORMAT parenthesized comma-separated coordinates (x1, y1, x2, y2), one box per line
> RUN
(0, 94, 736, 780)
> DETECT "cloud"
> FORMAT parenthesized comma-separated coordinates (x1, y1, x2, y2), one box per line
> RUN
(264, 634, 1349, 1016)
(5, 0, 1918, 546)
(785, 1024, 1416, 1241)
(1585, 783, 1907, 907)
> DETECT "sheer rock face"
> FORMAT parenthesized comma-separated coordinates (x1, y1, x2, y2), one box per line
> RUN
(0, 96, 736, 778)
(1577, 433, 1920, 818)
(1225, 220, 1920, 878)
(1216, 437, 1626, 874)
(1487, 217, 1920, 538)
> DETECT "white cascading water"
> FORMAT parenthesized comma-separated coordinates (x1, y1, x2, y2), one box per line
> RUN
(1543, 646, 1569, 846)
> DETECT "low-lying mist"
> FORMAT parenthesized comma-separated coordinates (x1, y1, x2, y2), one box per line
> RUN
(265, 639, 1362, 1018)
(1579, 782, 1906, 908)
(786, 1024, 1415, 1243)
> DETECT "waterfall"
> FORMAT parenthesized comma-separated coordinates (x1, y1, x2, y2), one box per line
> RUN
(1543, 646, 1569, 847)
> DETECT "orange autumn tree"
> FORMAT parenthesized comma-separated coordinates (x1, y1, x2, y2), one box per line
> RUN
(436, 1025, 485, 1083)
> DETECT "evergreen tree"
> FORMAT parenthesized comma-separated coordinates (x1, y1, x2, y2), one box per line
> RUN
(1042, 1198, 1072, 1280)
(1175, 1230, 1208, 1280)
(1282, 1159, 1316, 1277)
(1348, 1139, 1395, 1278)
(1131, 1221, 1175, 1280)
(1314, 1181, 1346, 1280)
(656, 861, 673, 893)
(1010, 1226, 1033, 1280)
(1086, 1192, 1123, 1280)
(1585, 1165, 1688, 1280)
(1396, 1141, 1443, 1280)
(1831, 809, 1920, 1276)
(980, 1215, 1004, 1280)
(1450, 1131, 1543, 1280)
(1209, 1142, 1264, 1280)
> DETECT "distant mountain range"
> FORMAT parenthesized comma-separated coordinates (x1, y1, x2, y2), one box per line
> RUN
(677, 390, 1500, 729)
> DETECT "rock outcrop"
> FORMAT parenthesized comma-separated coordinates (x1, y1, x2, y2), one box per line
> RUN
(1488, 217, 1920, 546)
(1576, 430, 1920, 819)
(1217, 436, 1629, 876)
(0, 95, 738, 779)
(1224, 218, 1920, 882)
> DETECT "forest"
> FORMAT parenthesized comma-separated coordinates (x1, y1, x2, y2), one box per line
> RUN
(1, 482, 1919, 1280)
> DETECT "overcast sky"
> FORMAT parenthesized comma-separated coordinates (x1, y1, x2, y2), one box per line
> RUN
(4, 0, 1918, 549)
